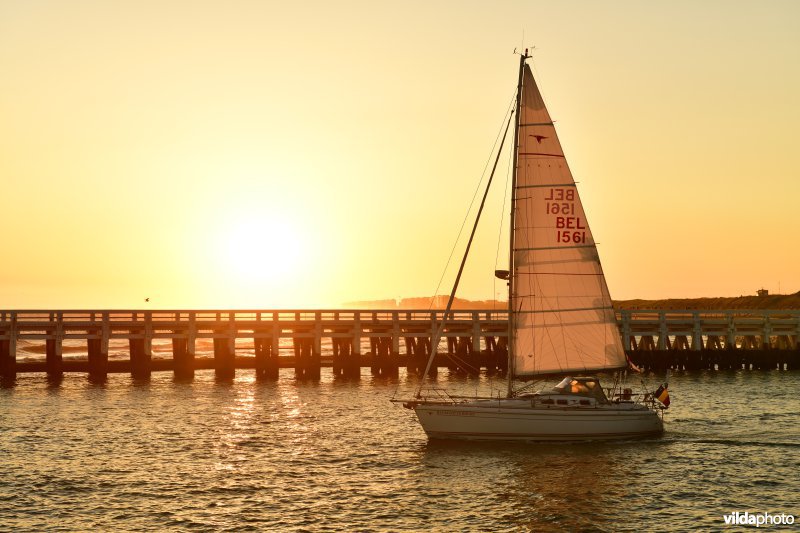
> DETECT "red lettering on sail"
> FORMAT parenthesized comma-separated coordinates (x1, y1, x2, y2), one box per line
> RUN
(556, 217, 585, 229)
(546, 202, 574, 215)
(557, 231, 587, 244)
(545, 188, 571, 201)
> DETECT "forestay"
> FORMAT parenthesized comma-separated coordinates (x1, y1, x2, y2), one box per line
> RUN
(511, 64, 627, 377)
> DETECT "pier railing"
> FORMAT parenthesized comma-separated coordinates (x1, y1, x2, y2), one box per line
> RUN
(1, 309, 798, 379)
(618, 309, 800, 350)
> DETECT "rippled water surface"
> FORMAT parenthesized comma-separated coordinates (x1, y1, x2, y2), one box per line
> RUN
(2, 369, 799, 531)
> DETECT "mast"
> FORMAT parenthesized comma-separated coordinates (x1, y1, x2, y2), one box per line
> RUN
(506, 49, 529, 398)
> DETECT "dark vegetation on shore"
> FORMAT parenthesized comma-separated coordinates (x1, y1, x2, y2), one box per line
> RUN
(347, 292, 800, 310)
(615, 291, 800, 310)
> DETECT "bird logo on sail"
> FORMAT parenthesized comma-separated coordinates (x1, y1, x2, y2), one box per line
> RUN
(529, 134, 548, 144)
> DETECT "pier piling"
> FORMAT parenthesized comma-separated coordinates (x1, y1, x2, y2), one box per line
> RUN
(293, 336, 320, 380)
(254, 336, 278, 380)
(333, 335, 361, 379)
(172, 337, 194, 380)
(369, 336, 396, 378)
(0, 339, 14, 380)
(45, 338, 62, 377)
(129, 333, 151, 380)
(213, 336, 235, 380)
(87, 332, 107, 381)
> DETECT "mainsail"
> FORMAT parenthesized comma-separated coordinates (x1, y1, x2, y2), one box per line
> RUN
(511, 64, 627, 377)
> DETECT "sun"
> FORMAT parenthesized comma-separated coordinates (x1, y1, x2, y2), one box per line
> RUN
(217, 213, 305, 287)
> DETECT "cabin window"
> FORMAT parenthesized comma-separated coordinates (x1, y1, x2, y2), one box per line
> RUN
(552, 377, 610, 404)
(556, 399, 568, 405)
(579, 399, 591, 406)
(571, 382, 590, 394)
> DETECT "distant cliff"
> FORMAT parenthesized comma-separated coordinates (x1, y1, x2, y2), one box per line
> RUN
(346, 292, 800, 310)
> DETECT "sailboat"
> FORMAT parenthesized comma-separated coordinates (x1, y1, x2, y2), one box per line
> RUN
(399, 51, 666, 441)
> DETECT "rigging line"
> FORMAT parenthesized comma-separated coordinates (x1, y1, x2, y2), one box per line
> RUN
(428, 92, 517, 311)
(416, 108, 515, 399)
(492, 127, 515, 310)
(443, 351, 481, 375)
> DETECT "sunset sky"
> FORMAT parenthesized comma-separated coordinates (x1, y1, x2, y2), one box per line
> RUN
(1, 0, 799, 309)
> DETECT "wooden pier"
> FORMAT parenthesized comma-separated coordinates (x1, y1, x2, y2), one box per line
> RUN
(0, 309, 798, 381)
(620, 309, 800, 371)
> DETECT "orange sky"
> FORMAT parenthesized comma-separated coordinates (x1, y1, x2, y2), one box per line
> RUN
(1, 1, 799, 309)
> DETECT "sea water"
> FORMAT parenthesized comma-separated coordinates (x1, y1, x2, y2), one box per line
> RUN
(1, 367, 798, 531)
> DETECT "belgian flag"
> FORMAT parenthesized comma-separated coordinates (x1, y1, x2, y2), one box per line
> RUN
(654, 384, 670, 407)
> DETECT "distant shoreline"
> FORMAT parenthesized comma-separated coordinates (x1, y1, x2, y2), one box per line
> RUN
(345, 292, 800, 310)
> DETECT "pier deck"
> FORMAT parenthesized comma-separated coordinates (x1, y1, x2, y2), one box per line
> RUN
(1, 309, 798, 380)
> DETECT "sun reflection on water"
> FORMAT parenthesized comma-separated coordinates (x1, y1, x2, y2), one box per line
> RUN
(213, 379, 258, 471)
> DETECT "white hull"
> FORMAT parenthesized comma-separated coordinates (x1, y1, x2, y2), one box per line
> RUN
(411, 399, 663, 441)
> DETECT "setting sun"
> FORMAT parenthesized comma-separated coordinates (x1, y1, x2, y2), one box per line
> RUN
(217, 213, 305, 283)
(192, 209, 317, 308)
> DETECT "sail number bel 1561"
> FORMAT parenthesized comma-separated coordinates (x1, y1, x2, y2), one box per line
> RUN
(544, 187, 587, 244)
